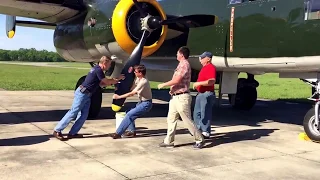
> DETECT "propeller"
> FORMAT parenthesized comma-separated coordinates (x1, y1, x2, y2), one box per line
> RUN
(111, 30, 150, 111)
(111, 0, 217, 111)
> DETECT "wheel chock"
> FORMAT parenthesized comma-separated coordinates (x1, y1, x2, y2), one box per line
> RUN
(299, 132, 311, 141)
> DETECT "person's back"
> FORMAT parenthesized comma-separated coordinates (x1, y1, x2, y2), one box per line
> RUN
(81, 64, 105, 94)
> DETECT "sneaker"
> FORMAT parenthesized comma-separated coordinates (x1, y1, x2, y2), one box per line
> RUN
(202, 132, 210, 139)
(193, 141, 205, 149)
(159, 142, 174, 148)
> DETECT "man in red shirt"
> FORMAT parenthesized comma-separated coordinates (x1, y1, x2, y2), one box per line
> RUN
(193, 51, 216, 138)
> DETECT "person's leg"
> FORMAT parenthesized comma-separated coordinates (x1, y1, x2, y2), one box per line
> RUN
(126, 103, 139, 133)
(193, 93, 203, 131)
(196, 92, 211, 137)
(112, 101, 152, 138)
(68, 96, 91, 137)
(176, 94, 204, 148)
(202, 92, 215, 135)
(54, 88, 87, 134)
(160, 97, 179, 147)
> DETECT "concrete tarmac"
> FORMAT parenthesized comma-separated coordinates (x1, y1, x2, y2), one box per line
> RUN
(0, 90, 320, 180)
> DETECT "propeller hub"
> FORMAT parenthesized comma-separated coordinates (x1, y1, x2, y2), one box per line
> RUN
(147, 16, 162, 30)
(140, 14, 162, 32)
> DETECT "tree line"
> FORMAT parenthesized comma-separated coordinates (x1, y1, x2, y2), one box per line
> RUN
(0, 48, 67, 62)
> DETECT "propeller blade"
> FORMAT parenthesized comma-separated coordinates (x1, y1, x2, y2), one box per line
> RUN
(6, 15, 16, 38)
(133, 0, 148, 18)
(161, 15, 217, 28)
(111, 30, 150, 112)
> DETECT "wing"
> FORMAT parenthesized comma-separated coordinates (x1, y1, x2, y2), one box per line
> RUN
(0, 0, 83, 24)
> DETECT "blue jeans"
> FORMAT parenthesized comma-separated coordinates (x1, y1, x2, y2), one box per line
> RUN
(116, 100, 153, 135)
(54, 87, 91, 135)
(193, 91, 215, 134)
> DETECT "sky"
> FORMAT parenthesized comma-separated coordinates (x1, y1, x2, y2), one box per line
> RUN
(0, 15, 56, 52)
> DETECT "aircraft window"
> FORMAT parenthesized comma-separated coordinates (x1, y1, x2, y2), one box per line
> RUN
(229, 0, 242, 4)
(229, 0, 256, 4)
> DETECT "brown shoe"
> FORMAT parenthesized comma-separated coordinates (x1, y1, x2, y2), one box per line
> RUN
(123, 131, 136, 138)
(67, 134, 84, 139)
(110, 133, 121, 139)
(53, 131, 67, 141)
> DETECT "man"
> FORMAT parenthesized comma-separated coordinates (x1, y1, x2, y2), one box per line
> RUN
(158, 46, 205, 149)
(192, 51, 216, 139)
(110, 64, 153, 139)
(53, 56, 125, 141)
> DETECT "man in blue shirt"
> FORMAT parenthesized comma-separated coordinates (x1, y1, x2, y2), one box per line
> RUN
(53, 56, 125, 141)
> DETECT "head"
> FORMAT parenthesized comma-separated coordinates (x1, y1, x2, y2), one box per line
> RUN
(98, 56, 112, 71)
(199, 51, 212, 66)
(176, 46, 190, 61)
(133, 64, 147, 78)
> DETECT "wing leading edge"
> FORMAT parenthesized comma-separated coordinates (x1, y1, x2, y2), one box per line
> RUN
(0, 0, 82, 23)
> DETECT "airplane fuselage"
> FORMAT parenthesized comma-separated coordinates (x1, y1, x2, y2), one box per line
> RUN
(50, 0, 320, 77)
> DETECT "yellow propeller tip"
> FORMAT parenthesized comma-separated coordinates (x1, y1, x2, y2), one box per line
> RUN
(111, 104, 122, 112)
(8, 30, 15, 38)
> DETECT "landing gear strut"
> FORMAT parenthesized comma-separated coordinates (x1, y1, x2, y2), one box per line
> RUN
(228, 74, 259, 110)
(300, 79, 320, 142)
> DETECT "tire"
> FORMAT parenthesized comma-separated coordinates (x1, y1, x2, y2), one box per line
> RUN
(75, 76, 102, 119)
(303, 107, 320, 142)
(228, 83, 257, 110)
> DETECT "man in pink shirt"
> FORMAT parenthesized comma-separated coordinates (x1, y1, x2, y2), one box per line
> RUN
(158, 46, 205, 149)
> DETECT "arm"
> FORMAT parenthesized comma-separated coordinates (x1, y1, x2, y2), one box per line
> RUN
(195, 78, 216, 86)
(114, 79, 146, 99)
(99, 78, 118, 87)
(160, 75, 183, 87)
(115, 90, 137, 99)
(158, 63, 187, 88)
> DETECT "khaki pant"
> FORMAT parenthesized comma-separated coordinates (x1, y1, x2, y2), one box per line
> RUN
(164, 93, 204, 144)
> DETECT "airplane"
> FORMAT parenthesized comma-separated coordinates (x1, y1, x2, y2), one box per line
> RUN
(1, 0, 320, 142)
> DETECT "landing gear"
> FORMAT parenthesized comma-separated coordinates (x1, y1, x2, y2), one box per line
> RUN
(75, 75, 102, 119)
(300, 79, 320, 142)
(228, 74, 259, 110)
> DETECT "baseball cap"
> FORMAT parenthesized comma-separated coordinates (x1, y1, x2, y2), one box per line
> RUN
(199, 51, 213, 59)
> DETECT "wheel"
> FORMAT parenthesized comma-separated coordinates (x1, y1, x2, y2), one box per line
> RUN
(303, 107, 320, 142)
(228, 78, 257, 110)
(75, 76, 102, 119)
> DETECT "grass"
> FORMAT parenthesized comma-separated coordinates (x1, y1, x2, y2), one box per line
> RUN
(0, 63, 312, 102)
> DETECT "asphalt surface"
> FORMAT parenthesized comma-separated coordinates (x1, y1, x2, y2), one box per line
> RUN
(0, 90, 320, 180)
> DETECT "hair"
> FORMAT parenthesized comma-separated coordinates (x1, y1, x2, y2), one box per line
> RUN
(134, 64, 147, 76)
(99, 56, 111, 64)
(178, 46, 190, 59)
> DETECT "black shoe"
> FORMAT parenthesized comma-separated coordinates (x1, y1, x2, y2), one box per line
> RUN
(159, 142, 174, 148)
(53, 131, 67, 141)
(123, 131, 136, 138)
(193, 141, 205, 149)
(110, 133, 121, 139)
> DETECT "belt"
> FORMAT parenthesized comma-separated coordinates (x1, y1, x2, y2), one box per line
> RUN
(171, 91, 189, 96)
(79, 85, 91, 94)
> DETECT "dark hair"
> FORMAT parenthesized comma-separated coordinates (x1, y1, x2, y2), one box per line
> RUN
(134, 64, 146, 75)
(178, 46, 190, 59)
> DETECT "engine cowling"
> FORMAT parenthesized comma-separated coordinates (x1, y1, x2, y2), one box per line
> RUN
(111, 0, 168, 58)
